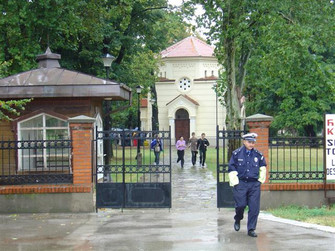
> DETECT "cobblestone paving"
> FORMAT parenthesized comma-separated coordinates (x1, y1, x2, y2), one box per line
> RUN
(171, 150, 217, 210)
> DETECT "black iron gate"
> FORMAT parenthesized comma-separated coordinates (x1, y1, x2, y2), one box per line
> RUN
(94, 128, 171, 209)
(217, 126, 247, 207)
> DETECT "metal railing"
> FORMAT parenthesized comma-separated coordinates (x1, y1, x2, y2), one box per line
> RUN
(95, 129, 172, 184)
(269, 137, 324, 182)
(0, 138, 73, 185)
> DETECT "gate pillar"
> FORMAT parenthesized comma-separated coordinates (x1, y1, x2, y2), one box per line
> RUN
(245, 114, 273, 183)
(68, 115, 96, 185)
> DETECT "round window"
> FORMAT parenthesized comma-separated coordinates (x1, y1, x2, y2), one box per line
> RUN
(178, 77, 191, 92)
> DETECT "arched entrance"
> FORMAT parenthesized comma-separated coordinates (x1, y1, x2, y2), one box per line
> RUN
(175, 108, 190, 142)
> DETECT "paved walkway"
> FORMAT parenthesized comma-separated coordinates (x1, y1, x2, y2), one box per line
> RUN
(0, 150, 334, 250)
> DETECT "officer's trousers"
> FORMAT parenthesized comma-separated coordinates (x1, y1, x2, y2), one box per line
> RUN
(232, 181, 261, 231)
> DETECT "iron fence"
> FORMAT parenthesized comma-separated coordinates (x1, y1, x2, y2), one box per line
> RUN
(216, 128, 247, 207)
(95, 129, 171, 184)
(269, 137, 324, 182)
(0, 138, 72, 185)
(94, 128, 172, 209)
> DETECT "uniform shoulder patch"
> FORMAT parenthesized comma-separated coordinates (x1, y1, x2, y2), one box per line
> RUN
(233, 147, 243, 155)
(254, 149, 263, 156)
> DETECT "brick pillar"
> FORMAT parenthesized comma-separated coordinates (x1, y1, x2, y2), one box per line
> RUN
(246, 114, 273, 183)
(68, 115, 96, 185)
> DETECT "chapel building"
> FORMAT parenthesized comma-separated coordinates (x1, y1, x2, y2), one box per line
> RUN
(141, 36, 226, 145)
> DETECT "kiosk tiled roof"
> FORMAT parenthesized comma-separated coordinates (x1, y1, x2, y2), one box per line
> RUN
(0, 48, 131, 100)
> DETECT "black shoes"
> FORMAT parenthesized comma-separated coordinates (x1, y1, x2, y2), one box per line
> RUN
(234, 221, 257, 237)
(248, 230, 257, 237)
(234, 221, 240, 231)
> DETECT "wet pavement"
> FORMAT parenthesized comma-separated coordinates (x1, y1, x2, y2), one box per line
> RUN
(0, 150, 334, 251)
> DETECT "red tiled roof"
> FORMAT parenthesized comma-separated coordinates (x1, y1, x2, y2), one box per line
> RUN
(157, 77, 175, 82)
(194, 76, 219, 81)
(161, 36, 214, 58)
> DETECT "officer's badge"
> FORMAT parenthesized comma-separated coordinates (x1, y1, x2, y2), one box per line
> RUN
(254, 157, 258, 162)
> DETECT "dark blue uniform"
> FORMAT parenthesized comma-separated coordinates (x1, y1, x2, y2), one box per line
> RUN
(228, 145, 266, 231)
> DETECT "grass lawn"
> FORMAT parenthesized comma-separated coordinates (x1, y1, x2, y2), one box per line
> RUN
(269, 147, 323, 173)
(205, 146, 325, 182)
(204, 147, 218, 177)
(267, 205, 335, 227)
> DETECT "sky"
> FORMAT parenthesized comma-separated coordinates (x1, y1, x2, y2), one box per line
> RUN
(168, 0, 207, 38)
(168, 0, 183, 6)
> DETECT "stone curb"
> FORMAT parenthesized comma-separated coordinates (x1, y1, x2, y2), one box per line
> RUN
(259, 211, 335, 233)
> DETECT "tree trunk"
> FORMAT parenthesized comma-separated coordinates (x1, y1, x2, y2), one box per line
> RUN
(304, 124, 316, 137)
(151, 85, 159, 131)
(224, 37, 241, 131)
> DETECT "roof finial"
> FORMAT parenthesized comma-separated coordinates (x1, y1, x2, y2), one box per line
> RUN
(36, 47, 61, 68)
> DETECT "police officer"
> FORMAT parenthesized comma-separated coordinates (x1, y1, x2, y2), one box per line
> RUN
(228, 133, 267, 237)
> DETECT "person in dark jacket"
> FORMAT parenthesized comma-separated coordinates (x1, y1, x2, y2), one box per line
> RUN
(228, 133, 267, 238)
(150, 134, 163, 165)
(197, 133, 209, 167)
(188, 132, 198, 166)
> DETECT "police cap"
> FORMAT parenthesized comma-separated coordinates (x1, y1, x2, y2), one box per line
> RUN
(242, 133, 258, 142)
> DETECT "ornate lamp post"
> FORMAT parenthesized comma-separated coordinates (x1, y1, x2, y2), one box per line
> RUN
(214, 83, 218, 129)
(214, 83, 218, 149)
(150, 98, 156, 131)
(136, 85, 143, 154)
(102, 53, 115, 166)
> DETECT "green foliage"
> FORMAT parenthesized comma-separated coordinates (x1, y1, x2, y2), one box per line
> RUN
(0, 99, 32, 121)
(0, 0, 191, 129)
(0, 0, 85, 73)
(0, 60, 12, 78)
(245, 1, 335, 136)
(195, 0, 266, 130)
(194, 0, 335, 135)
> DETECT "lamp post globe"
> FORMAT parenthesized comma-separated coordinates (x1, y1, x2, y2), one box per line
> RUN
(102, 53, 115, 79)
(136, 85, 143, 94)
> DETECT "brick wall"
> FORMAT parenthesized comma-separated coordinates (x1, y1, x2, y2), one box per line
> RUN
(70, 122, 94, 185)
(247, 119, 271, 184)
(262, 183, 335, 191)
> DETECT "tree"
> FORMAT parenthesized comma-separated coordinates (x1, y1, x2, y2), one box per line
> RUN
(194, 0, 335, 135)
(194, 0, 261, 130)
(0, 0, 87, 74)
(99, 0, 191, 129)
(0, 0, 191, 129)
(245, 1, 335, 136)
